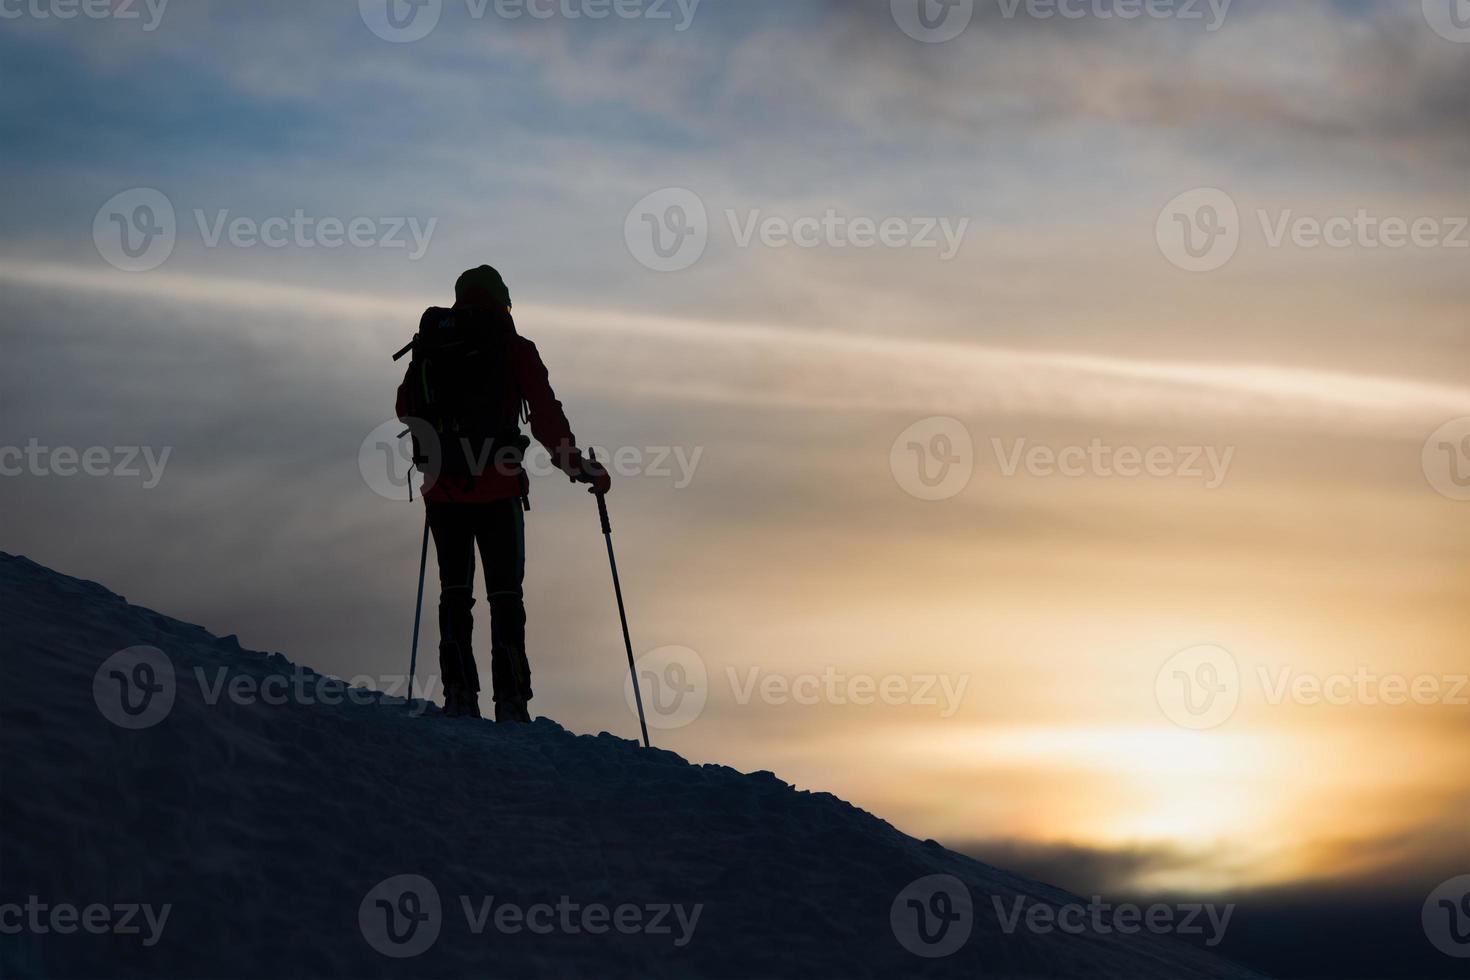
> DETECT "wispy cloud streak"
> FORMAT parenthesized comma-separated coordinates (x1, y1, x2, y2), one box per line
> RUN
(6, 260, 1465, 436)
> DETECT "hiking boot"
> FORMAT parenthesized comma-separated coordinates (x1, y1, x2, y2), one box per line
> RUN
(495, 699, 532, 724)
(442, 687, 482, 719)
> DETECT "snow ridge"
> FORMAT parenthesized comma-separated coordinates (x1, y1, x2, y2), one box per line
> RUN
(0, 552, 1261, 979)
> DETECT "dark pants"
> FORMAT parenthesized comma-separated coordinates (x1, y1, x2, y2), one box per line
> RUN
(426, 498, 531, 705)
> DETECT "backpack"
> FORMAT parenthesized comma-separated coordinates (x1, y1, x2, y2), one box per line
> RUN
(395, 306, 530, 489)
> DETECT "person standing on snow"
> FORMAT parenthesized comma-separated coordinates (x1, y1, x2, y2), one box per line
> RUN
(396, 265, 611, 721)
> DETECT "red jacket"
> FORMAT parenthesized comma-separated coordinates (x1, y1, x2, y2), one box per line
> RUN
(396, 306, 589, 504)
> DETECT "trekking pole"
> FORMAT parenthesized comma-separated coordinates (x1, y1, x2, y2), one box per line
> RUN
(407, 511, 430, 708)
(590, 450, 650, 749)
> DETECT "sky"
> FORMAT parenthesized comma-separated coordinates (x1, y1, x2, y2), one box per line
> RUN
(1, 0, 1468, 973)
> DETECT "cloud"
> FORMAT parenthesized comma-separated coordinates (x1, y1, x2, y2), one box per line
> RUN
(802, 0, 1470, 162)
(955, 837, 1209, 896)
(16, 0, 1470, 168)
(953, 831, 1470, 979)
(6, 259, 1467, 438)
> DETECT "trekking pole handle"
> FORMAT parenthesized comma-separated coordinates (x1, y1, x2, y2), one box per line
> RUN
(588, 449, 612, 535)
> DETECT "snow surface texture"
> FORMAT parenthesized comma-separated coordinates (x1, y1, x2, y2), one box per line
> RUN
(0, 552, 1264, 979)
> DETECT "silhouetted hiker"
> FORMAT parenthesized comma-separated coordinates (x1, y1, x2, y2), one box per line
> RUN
(396, 265, 610, 721)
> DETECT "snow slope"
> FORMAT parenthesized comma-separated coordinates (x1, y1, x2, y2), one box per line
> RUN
(0, 552, 1264, 979)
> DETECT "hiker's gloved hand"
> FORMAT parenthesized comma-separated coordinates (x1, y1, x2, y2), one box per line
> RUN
(577, 458, 612, 496)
